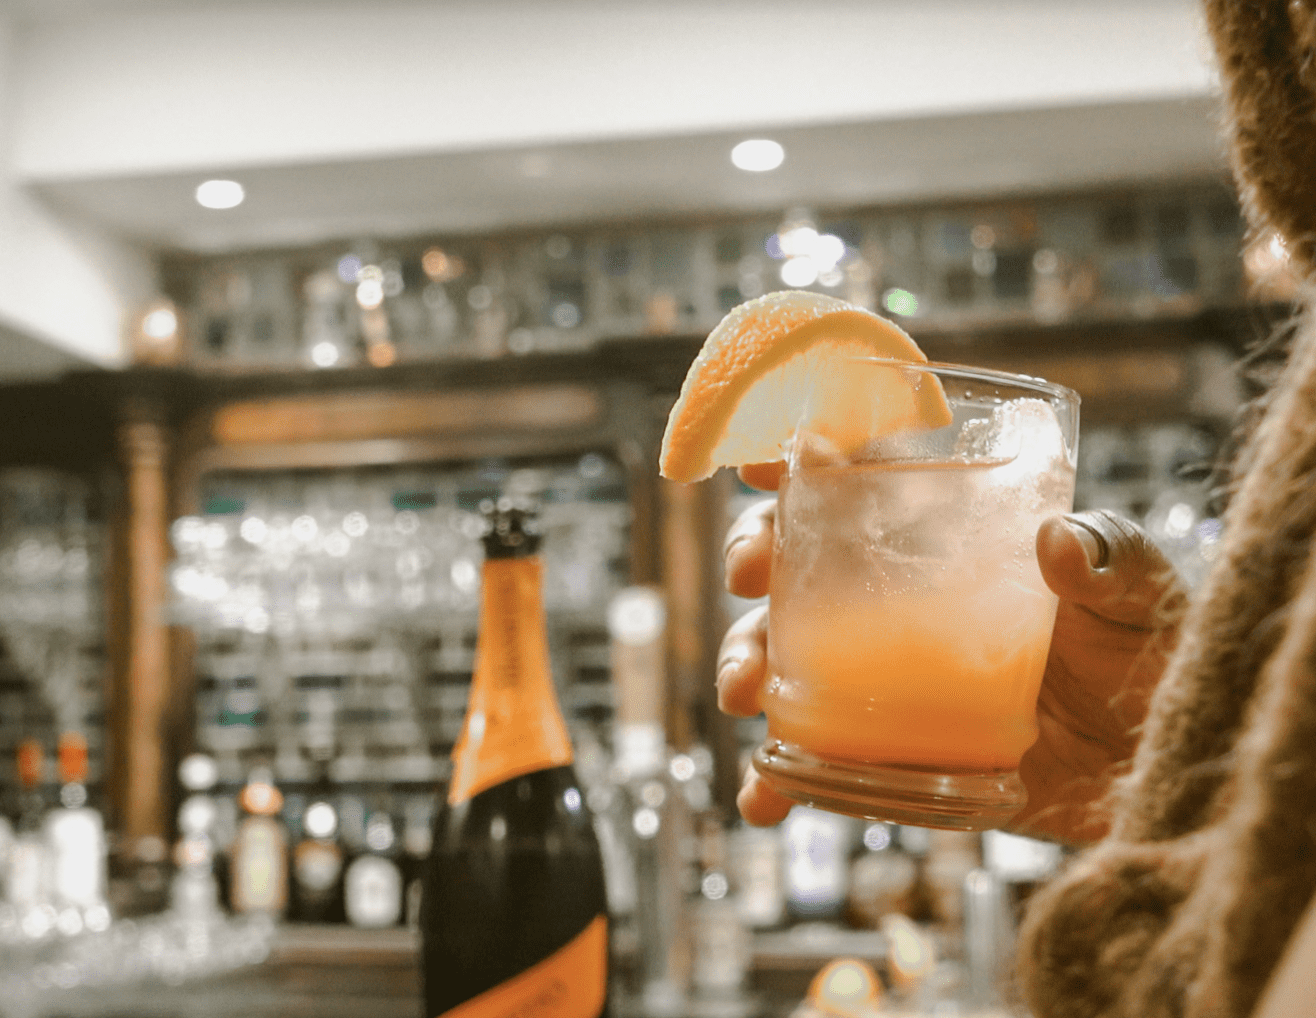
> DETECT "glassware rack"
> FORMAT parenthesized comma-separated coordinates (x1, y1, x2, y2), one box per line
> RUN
(172, 456, 632, 791)
(0, 470, 107, 792)
(163, 179, 1250, 373)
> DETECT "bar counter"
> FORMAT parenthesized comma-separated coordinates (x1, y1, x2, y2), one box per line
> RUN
(4, 922, 900, 1018)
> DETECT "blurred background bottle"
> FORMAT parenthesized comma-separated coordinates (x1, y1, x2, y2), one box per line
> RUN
(229, 766, 288, 918)
(170, 752, 223, 924)
(289, 765, 345, 924)
(344, 801, 402, 929)
(607, 584, 690, 1014)
(9, 739, 51, 935)
(44, 732, 108, 933)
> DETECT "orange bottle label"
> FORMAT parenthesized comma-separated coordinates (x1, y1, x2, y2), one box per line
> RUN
(57, 732, 88, 786)
(448, 557, 574, 806)
(16, 739, 43, 789)
(435, 915, 607, 1018)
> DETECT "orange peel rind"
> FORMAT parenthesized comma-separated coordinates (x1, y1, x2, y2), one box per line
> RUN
(659, 290, 951, 482)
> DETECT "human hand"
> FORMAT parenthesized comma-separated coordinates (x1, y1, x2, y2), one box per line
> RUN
(717, 465, 1185, 844)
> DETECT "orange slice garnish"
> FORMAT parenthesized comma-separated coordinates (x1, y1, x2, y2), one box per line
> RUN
(659, 290, 952, 482)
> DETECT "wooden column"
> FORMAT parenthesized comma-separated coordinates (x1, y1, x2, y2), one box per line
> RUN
(116, 408, 172, 845)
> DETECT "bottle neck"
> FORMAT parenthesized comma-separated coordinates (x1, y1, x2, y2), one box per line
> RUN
(476, 556, 553, 695)
(447, 555, 574, 805)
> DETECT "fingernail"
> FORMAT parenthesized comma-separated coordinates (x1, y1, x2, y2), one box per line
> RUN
(723, 533, 751, 564)
(723, 514, 765, 559)
(1064, 515, 1109, 569)
(717, 650, 750, 686)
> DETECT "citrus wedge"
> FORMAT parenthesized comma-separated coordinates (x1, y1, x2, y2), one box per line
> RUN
(659, 290, 953, 482)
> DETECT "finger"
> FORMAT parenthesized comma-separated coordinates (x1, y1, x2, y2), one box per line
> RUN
(1036, 510, 1186, 628)
(737, 461, 785, 491)
(737, 764, 794, 826)
(724, 499, 776, 599)
(716, 604, 769, 716)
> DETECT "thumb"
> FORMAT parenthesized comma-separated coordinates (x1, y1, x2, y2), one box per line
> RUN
(1037, 510, 1187, 628)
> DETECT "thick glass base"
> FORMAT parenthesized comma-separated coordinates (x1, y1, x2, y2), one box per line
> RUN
(752, 740, 1026, 831)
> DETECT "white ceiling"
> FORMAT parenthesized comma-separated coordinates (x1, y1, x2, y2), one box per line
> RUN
(32, 96, 1226, 254)
(8, 0, 1225, 253)
(0, 0, 1229, 371)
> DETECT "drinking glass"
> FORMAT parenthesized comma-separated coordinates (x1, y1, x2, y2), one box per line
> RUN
(754, 359, 1079, 830)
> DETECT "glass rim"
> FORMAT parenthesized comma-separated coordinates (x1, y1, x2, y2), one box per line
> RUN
(844, 356, 1081, 407)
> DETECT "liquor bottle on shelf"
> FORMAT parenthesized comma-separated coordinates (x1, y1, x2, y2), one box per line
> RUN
(171, 753, 223, 924)
(290, 768, 344, 924)
(781, 805, 852, 924)
(228, 766, 288, 917)
(845, 821, 917, 930)
(344, 803, 403, 929)
(730, 823, 784, 931)
(9, 739, 51, 933)
(421, 500, 609, 1017)
(608, 585, 690, 1015)
(923, 829, 981, 936)
(689, 817, 750, 1002)
(399, 795, 433, 929)
(44, 732, 109, 932)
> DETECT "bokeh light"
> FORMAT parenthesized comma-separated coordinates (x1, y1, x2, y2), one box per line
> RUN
(310, 341, 340, 368)
(883, 288, 919, 316)
(195, 180, 245, 210)
(780, 256, 819, 287)
(731, 139, 785, 172)
(142, 306, 178, 340)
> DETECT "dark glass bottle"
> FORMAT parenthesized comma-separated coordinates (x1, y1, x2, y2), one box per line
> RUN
(420, 501, 609, 1017)
(290, 768, 345, 924)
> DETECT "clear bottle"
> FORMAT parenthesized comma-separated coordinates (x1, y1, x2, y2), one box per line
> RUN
(690, 817, 750, 1000)
(421, 500, 609, 1017)
(730, 823, 784, 930)
(228, 766, 288, 917)
(344, 803, 402, 929)
(781, 805, 852, 923)
(608, 585, 688, 1015)
(9, 739, 51, 935)
(171, 752, 223, 925)
(44, 732, 109, 934)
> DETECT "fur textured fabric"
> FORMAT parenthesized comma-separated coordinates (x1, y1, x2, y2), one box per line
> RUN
(1016, 3, 1316, 1016)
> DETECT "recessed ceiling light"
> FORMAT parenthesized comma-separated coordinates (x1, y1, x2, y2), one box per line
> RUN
(731, 139, 785, 172)
(195, 179, 245, 209)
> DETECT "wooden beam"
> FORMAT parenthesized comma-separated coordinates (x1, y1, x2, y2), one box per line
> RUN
(209, 385, 602, 447)
(116, 408, 172, 846)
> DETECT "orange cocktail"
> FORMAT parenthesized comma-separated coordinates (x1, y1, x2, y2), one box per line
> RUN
(755, 362, 1079, 829)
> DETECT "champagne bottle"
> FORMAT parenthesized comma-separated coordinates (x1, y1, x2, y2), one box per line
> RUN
(421, 500, 609, 1017)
